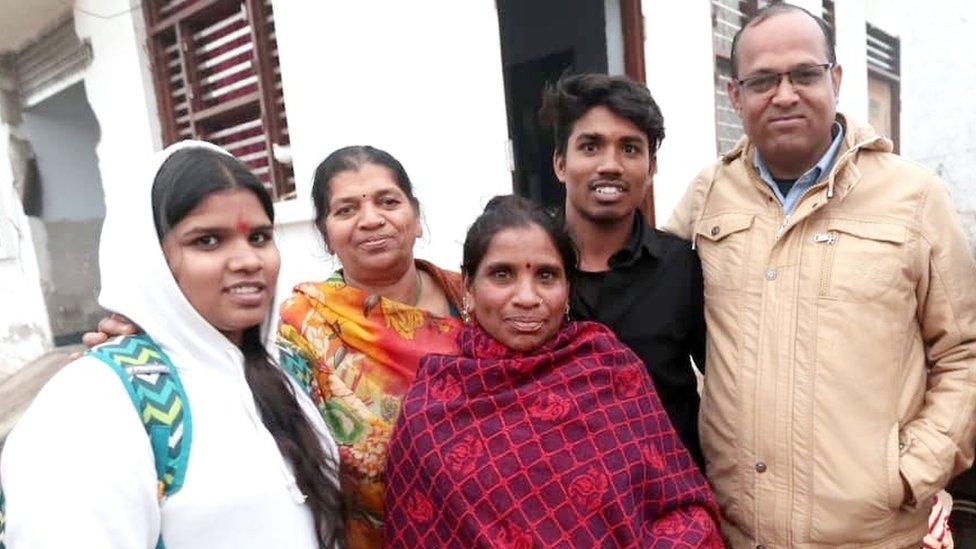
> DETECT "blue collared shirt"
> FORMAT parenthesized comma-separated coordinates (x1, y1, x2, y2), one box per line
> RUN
(754, 121, 845, 214)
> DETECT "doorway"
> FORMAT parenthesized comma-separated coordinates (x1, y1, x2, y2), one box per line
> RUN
(497, 0, 614, 209)
(496, 0, 646, 214)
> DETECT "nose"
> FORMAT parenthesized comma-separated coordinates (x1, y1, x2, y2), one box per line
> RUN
(770, 74, 800, 106)
(357, 203, 387, 230)
(596, 148, 624, 177)
(511, 276, 542, 309)
(229, 240, 262, 273)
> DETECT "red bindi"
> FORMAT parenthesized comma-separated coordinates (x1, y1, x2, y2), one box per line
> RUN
(235, 212, 251, 234)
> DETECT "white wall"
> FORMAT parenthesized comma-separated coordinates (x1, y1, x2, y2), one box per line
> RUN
(270, 1, 512, 300)
(899, 3, 976, 179)
(643, 0, 718, 225)
(74, 0, 160, 219)
(834, 0, 869, 125)
(605, 0, 625, 76)
(0, 130, 53, 377)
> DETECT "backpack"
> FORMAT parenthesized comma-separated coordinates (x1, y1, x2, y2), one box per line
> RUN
(0, 336, 317, 549)
(0, 334, 191, 549)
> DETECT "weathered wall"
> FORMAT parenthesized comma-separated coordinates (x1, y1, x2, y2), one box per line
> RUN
(22, 82, 104, 343)
(0, 56, 53, 378)
(29, 218, 102, 342)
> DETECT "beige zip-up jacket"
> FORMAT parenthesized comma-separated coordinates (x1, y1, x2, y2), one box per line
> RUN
(666, 114, 976, 548)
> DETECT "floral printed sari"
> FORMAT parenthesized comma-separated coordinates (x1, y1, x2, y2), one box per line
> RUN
(278, 259, 463, 549)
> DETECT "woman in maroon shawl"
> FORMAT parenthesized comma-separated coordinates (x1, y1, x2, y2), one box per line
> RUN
(385, 195, 723, 548)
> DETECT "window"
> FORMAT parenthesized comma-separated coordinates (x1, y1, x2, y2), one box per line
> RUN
(866, 23, 900, 153)
(142, 0, 294, 200)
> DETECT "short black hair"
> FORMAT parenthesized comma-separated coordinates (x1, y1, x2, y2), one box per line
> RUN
(461, 195, 577, 281)
(730, 2, 836, 78)
(539, 73, 665, 157)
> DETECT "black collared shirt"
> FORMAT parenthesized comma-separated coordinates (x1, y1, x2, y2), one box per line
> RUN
(571, 213, 706, 465)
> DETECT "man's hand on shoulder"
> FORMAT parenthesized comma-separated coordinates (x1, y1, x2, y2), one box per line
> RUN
(80, 314, 141, 349)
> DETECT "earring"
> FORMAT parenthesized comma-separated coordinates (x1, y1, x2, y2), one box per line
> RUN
(461, 298, 472, 324)
(564, 302, 571, 323)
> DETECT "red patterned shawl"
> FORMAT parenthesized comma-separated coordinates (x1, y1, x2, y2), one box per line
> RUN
(385, 321, 723, 548)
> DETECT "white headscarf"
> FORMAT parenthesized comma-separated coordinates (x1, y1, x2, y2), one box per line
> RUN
(97, 140, 312, 505)
(97, 140, 250, 373)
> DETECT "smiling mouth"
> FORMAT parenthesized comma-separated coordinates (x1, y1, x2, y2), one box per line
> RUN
(507, 318, 545, 333)
(225, 283, 265, 294)
(590, 181, 627, 200)
(769, 115, 804, 124)
(223, 282, 267, 305)
(358, 235, 394, 248)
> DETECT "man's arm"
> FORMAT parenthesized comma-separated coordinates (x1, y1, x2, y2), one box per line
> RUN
(900, 177, 976, 507)
(81, 314, 139, 348)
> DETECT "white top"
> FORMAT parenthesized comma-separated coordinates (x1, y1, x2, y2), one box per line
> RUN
(1, 141, 339, 548)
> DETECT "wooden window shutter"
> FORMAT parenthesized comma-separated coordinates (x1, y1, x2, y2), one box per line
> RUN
(143, 0, 294, 200)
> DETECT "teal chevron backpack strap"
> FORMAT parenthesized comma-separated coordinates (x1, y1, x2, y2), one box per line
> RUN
(88, 334, 192, 549)
(0, 488, 6, 549)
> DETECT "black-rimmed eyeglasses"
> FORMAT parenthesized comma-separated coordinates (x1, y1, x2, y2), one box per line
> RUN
(735, 63, 835, 94)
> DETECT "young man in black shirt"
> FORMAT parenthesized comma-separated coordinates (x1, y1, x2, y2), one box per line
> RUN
(540, 74, 706, 465)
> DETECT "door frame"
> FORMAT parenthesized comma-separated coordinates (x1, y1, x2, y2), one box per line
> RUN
(621, 0, 655, 226)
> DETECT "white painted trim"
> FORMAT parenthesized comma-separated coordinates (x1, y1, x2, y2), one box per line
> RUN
(605, 0, 625, 75)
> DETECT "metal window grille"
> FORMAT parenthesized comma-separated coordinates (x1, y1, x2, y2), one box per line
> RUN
(143, 0, 295, 200)
(866, 24, 900, 81)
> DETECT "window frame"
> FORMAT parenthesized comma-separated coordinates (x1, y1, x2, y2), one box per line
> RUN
(142, 0, 293, 200)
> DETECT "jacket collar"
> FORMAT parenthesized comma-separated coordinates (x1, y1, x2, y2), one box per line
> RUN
(720, 112, 892, 200)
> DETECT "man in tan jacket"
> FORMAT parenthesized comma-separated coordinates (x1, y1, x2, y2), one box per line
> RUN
(666, 4, 976, 547)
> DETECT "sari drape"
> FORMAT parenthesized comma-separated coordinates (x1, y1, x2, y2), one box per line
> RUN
(278, 260, 463, 548)
(385, 321, 723, 548)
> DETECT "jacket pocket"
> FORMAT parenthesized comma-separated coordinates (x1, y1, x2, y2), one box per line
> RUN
(809, 420, 900, 543)
(694, 213, 754, 291)
(818, 219, 908, 301)
(885, 423, 905, 510)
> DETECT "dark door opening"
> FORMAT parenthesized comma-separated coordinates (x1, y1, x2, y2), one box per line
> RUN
(496, 0, 610, 210)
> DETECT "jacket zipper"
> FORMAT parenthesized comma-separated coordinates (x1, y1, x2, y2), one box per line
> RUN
(812, 232, 837, 245)
(814, 232, 839, 295)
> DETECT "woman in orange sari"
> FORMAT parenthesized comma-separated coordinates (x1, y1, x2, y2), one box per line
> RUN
(277, 146, 463, 548)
